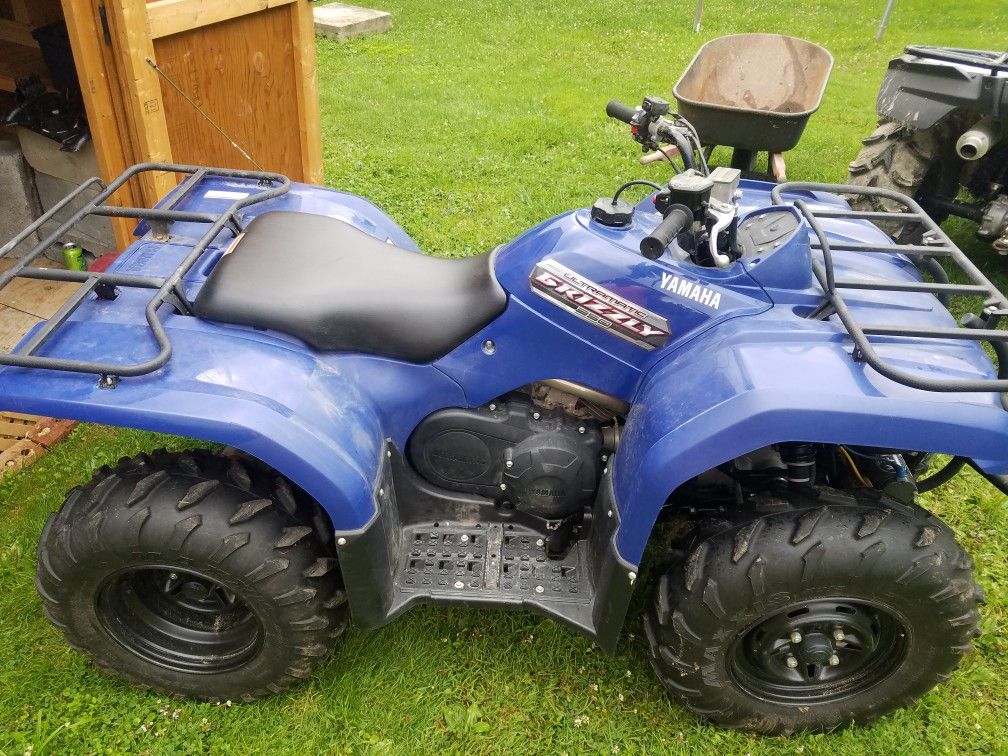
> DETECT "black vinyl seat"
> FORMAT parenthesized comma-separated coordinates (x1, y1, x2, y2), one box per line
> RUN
(193, 211, 507, 362)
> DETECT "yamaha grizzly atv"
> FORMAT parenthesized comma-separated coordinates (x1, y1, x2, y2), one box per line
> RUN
(849, 45, 1008, 252)
(1, 96, 1006, 735)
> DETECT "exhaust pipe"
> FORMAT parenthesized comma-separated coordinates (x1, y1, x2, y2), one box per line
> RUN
(956, 117, 1002, 161)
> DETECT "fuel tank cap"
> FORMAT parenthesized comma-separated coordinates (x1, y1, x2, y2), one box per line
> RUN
(591, 197, 634, 227)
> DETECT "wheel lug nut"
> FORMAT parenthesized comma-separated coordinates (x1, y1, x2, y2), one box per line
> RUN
(833, 628, 845, 642)
(786, 655, 799, 668)
(789, 631, 802, 644)
(829, 654, 840, 666)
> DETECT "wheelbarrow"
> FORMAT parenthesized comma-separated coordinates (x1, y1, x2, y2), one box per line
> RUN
(643, 34, 833, 181)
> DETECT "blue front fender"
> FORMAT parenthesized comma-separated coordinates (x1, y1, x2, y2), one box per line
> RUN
(612, 320, 1008, 566)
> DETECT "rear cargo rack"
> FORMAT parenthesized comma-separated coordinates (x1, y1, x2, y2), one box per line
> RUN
(0, 163, 289, 386)
(772, 182, 1008, 400)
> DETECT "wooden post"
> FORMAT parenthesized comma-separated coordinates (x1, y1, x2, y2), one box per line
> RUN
(59, 0, 139, 249)
(100, 0, 176, 206)
(290, 0, 323, 184)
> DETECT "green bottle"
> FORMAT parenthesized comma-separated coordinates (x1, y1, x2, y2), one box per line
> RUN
(62, 242, 86, 272)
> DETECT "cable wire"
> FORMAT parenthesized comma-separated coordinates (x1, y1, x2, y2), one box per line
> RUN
(838, 446, 873, 488)
(144, 58, 264, 172)
(612, 179, 662, 204)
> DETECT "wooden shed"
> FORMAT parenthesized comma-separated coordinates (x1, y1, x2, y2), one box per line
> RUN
(1, 0, 322, 249)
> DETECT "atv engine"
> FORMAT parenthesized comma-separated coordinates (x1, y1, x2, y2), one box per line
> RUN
(408, 394, 605, 523)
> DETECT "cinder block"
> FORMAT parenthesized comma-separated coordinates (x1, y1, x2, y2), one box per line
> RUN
(35, 172, 117, 253)
(0, 131, 41, 258)
(18, 127, 101, 185)
(314, 4, 392, 42)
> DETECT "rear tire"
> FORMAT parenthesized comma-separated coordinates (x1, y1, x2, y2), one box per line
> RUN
(643, 489, 983, 734)
(847, 118, 962, 243)
(36, 449, 348, 700)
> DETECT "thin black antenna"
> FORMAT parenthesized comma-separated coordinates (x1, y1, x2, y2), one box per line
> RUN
(144, 57, 265, 172)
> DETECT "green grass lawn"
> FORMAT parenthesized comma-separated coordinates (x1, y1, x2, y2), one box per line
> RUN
(3, 0, 1008, 753)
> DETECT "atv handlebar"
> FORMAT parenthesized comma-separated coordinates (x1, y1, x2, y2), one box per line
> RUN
(607, 97, 699, 172)
(640, 204, 692, 260)
(606, 100, 638, 124)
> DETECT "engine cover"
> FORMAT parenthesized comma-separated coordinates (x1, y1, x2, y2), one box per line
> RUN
(408, 396, 603, 520)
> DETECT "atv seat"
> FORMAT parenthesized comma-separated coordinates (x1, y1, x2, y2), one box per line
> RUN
(193, 211, 506, 362)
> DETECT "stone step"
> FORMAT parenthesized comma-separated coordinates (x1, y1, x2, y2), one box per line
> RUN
(314, 3, 392, 42)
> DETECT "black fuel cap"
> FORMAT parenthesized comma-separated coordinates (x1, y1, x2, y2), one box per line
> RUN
(591, 197, 634, 227)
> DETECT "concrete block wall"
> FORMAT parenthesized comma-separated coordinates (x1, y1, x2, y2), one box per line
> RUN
(0, 130, 41, 258)
(18, 129, 116, 258)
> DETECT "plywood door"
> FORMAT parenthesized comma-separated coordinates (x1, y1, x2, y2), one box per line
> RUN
(151, 2, 322, 182)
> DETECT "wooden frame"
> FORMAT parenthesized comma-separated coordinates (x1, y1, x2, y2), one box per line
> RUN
(1, 0, 323, 247)
(146, 0, 299, 40)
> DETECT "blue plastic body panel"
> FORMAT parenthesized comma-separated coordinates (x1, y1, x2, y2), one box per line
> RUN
(0, 175, 1005, 571)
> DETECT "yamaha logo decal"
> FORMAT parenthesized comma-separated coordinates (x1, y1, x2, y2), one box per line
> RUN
(530, 260, 670, 350)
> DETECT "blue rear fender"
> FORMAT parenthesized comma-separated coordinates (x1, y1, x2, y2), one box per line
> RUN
(0, 323, 470, 531)
(0, 178, 463, 533)
(611, 317, 1008, 566)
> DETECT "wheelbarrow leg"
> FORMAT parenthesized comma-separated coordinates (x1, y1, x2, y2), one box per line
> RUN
(770, 152, 787, 182)
(729, 148, 756, 172)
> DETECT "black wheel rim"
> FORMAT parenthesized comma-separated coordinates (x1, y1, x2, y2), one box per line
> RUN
(97, 566, 263, 673)
(728, 598, 908, 704)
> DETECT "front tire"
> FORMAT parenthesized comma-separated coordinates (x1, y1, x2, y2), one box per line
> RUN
(643, 489, 983, 734)
(36, 449, 348, 700)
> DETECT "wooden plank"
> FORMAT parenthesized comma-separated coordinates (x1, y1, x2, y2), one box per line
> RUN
(60, 0, 140, 248)
(8, 0, 63, 27)
(0, 303, 41, 351)
(1, 411, 42, 423)
(146, 0, 297, 39)
(0, 258, 77, 319)
(101, 0, 176, 206)
(152, 6, 308, 179)
(0, 18, 37, 47)
(0, 438, 45, 475)
(0, 41, 49, 93)
(0, 276, 78, 319)
(0, 418, 34, 438)
(289, 0, 322, 184)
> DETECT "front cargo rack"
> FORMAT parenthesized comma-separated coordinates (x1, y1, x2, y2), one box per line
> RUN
(772, 182, 1008, 401)
(0, 163, 289, 386)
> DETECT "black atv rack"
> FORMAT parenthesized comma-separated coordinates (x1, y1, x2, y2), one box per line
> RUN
(772, 182, 1008, 401)
(0, 163, 289, 385)
(903, 45, 1008, 74)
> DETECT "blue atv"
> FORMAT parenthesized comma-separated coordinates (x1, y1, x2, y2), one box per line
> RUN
(1, 95, 1006, 735)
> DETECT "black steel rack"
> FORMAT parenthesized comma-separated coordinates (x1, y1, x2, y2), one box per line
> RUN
(0, 163, 289, 386)
(772, 182, 1008, 401)
(903, 45, 1008, 74)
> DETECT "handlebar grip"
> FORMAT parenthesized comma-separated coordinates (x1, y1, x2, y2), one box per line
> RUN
(640, 205, 692, 260)
(606, 100, 638, 124)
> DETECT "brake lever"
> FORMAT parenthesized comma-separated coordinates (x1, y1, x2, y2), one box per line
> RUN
(706, 199, 734, 268)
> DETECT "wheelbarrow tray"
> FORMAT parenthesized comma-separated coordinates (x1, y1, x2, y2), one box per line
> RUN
(674, 33, 833, 153)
